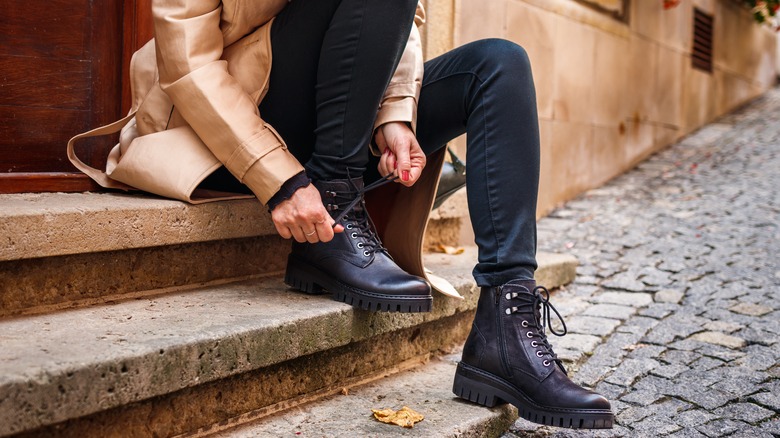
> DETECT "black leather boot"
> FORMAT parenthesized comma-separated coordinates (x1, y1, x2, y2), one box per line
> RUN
(453, 279, 614, 429)
(284, 177, 432, 312)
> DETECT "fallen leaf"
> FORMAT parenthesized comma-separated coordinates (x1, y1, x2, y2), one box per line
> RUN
(372, 406, 424, 428)
(424, 269, 465, 300)
(437, 244, 465, 255)
(341, 388, 349, 396)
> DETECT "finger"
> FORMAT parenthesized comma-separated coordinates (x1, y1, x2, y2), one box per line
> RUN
(407, 157, 426, 185)
(395, 140, 412, 184)
(303, 226, 320, 243)
(290, 227, 306, 243)
(277, 226, 292, 240)
(273, 217, 293, 239)
(378, 149, 392, 177)
(324, 215, 342, 232)
(385, 150, 397, 175)
(408, 167, 423, 185)
(315, 219, 334, 242)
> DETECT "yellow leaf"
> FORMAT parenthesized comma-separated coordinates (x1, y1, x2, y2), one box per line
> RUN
(371, 406, 424, 428)
(437, 244, 465, 255)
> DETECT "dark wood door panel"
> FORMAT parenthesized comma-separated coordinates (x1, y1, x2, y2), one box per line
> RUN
(0, 0, 123, 184)
(0, 56, 92, 110)
(0, 106, 94, 173)
(0, 0, 90, 59)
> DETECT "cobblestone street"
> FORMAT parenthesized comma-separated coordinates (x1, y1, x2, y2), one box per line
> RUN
(503, 88, 780, 437)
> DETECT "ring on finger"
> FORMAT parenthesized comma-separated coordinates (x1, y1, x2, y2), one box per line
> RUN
(305, 229, 317, 236)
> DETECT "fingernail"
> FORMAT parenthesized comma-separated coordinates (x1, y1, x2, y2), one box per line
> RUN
(402, 170, 410, 181)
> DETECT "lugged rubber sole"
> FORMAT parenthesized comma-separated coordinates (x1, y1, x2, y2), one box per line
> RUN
(453, 362, 614, 429)
(284, 255, 432, 313)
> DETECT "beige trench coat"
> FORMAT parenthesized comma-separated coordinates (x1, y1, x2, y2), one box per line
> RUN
(67, 0, 455, 296)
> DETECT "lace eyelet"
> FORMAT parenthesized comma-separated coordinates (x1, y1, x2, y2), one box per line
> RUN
(536, 351, 543, 358)
(350, 232, 358, 238)
(531, 341, 538, 347)
(521, 320, 529, 327)
(346, 224, 353, 229)
(526, 331, 533, 339)
(543, 360, 551, 367)
(357, 243, 364, 248)
(363, 250, 371, 257)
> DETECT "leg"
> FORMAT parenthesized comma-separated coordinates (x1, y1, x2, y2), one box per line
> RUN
(416, 39, 539, 287)
(261, 0, 432, 312)
(415, 39, 613, 429)
(260, 0, 418, 181)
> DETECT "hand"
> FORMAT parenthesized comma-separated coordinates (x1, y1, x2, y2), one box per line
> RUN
(375, 122, 426, 187)
(270, 185, 344, 243)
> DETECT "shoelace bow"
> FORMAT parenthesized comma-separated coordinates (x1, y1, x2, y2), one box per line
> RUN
(505, 285, 568, 367)
(324, 173, 399, 256)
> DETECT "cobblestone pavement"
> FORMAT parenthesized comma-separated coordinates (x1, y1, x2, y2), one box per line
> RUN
(503, 88, 780, 437)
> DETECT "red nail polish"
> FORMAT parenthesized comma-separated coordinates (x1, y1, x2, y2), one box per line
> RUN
(402, 170, 410, 181)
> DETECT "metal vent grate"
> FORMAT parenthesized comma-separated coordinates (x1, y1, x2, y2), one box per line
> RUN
(692, 8, 714, 73)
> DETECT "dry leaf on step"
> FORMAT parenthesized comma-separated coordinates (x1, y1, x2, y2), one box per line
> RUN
(371, 406, 424, 428)
(436, 244, 465, 255)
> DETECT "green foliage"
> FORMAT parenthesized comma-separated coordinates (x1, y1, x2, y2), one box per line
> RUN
(744, 0, 780, 25)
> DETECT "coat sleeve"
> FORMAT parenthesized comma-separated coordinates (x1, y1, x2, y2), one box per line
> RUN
(151, 0, 304, 205)
(371, 2, 425, 154)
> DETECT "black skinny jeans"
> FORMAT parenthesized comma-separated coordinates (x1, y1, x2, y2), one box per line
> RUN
(261, 0, 539, 286)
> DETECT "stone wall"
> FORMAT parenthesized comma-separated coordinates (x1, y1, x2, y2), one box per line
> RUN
(421, 0, 777, 217)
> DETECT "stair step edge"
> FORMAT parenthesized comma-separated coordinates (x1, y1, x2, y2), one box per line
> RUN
(0, 248, 574, 436)
(210, 355, 518, 438)
(0, 192, 274, 262)
(1, 190, 470, 263)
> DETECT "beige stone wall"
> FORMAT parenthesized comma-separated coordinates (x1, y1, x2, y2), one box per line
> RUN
(422, 0, 777, 217)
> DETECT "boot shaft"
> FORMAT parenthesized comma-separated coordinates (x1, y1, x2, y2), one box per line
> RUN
(462, 280, 560, 382)
(312, 177, 366, 221)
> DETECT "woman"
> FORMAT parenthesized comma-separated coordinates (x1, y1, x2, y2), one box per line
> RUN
(68, 0, 613, 429)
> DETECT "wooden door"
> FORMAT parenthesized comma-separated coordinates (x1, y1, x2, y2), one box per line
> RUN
(0, 0, 153, 193)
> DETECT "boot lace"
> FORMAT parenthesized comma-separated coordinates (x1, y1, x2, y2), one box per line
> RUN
(324, 173, 398, 257)
(504, 285, 568, 370)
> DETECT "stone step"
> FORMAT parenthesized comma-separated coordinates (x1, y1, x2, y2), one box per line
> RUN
(208, 354, 517, 438)
(0, 193, 284, 318)
(0, 190, 469, 318)
(0, 247, 575, 437)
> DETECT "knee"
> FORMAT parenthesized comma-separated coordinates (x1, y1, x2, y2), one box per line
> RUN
(469, 39, 532, 78)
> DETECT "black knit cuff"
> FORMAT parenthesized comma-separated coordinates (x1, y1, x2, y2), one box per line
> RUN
(266, 171, 312, 212)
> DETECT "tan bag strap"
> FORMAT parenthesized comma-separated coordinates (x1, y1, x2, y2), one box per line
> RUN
(66, 111, 137, 190)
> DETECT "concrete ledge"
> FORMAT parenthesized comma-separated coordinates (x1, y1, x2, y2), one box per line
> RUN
(214, 357, 518, 438)
(0, 193, 274, 262)
(0, 248, 574, 436)
(0, 235, 291, 318)
(0, 188, 473, 263)
(23, 312, 477, 437)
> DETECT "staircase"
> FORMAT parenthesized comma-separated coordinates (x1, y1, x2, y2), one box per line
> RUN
(0, 190, 576, 437)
